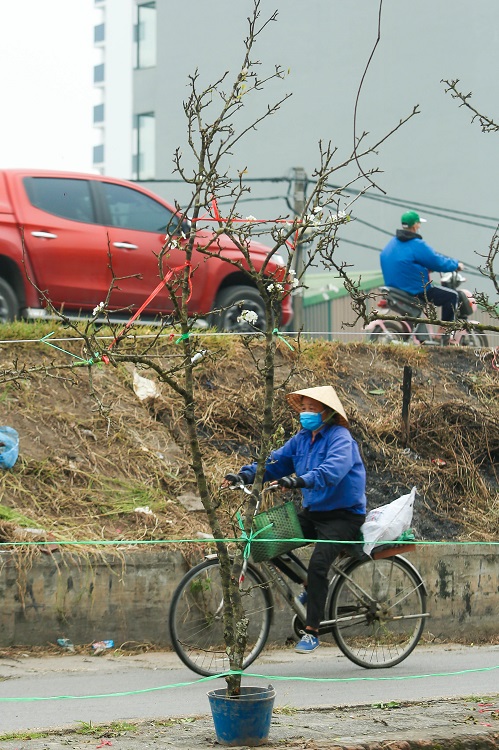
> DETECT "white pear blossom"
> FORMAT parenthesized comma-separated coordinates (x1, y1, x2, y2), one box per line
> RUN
(237, 309, 259, 325)
(305, 212, 322, 226)
(327, 210, 348, 225)
(267, 282, 284, 294)
(245, 215, 257, 222)
(92, 301, 105, 317)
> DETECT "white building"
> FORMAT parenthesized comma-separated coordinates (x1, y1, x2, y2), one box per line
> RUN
(92, 0, 499, 301)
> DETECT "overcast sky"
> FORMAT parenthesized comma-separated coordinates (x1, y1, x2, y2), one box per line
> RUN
(0, 1, 95, 172)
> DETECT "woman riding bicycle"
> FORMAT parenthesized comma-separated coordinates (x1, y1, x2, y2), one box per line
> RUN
(224, 385, 366, 654)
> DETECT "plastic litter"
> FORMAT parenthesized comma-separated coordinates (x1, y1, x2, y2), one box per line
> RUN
(134, 506, 154, 515)
(92, 639, 114, 655)
(0, 426, 19, 469)
(431, 458, 447, 467)
(132, 370, 160, 401)
(56, 638, 75, 652)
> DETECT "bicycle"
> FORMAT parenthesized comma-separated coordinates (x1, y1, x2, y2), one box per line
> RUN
(168, 484, 429, 676)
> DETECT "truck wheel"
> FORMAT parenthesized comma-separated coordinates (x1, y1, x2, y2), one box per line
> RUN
(0, 279, 18, 323)
(212, 286, 267, 332)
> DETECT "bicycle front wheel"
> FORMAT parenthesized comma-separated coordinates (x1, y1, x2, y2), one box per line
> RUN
(168, 557, 272, 676)
(329, 556, 426, 669)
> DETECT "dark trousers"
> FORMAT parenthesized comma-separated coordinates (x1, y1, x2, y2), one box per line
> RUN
(297, 507, 365, 631)
(417, 285, 459, 322)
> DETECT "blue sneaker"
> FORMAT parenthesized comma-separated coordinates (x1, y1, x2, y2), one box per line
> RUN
(295, 632, 319, 653)
(297, 589, 308, 605)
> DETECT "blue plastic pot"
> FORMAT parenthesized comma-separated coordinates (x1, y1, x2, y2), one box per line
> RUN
(207, 685, 275, 747)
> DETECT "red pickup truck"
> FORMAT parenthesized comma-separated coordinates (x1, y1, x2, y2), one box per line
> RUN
(0, 169, 292, 330)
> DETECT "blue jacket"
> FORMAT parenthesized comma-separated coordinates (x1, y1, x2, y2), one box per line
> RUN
(240, 424, 366, 514)
(380, 230, 459, 295)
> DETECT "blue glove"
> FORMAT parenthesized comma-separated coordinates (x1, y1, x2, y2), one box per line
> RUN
(277, 475, 305, 489)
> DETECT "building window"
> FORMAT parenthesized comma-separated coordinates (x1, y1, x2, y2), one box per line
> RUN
(93, 144, 104, 164)
(93, 63, 105, 84)
(93, 104, 105, 124)
(133, 113, 155, 180)
(94, 23, 105, 43)
(134, 2, 156, 69)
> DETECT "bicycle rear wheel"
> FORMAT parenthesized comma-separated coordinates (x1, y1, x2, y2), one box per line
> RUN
(168, 557, 272, 676)
(329, 556, 426, 668)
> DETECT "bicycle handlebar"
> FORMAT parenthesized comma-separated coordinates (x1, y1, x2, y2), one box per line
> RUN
(223, 481, 282, 496)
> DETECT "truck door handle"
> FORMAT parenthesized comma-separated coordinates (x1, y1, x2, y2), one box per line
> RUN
(31, 231, 58, 239)
(113, 242, 139, 250)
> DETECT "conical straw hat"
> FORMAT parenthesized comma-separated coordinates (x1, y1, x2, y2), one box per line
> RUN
(286, 386, 349, 428)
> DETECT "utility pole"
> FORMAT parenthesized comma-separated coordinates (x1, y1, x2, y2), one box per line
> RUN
(291, 167, 307, 332)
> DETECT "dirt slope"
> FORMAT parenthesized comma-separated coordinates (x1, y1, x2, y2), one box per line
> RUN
(0, 329, 498, 545)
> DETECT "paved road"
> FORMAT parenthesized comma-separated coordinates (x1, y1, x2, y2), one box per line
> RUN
(1, 644, 498, 733)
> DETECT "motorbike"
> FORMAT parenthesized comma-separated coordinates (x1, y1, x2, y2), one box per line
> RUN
(365, 272, 489, 347)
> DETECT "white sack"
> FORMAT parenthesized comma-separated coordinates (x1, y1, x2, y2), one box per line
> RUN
(361, 486, 416, 556)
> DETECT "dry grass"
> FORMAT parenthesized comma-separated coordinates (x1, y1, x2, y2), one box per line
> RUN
(0, 333, 498, 545)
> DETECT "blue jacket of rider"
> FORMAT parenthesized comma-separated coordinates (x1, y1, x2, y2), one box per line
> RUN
(380, 230, 460, 295)
(239, 424, 366, 514)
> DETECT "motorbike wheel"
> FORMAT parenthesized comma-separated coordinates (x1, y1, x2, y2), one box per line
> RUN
(458, 332, 489, 348)
(368, 322, 406, 344)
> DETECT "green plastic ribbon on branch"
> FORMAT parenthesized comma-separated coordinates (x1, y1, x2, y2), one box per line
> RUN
(236, 511, 273, 558)
(175, 332, 191, 344)
(272, 328, 295, 350)
(40, 333, 100, 366)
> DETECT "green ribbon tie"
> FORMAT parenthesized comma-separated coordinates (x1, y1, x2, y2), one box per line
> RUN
(40, 333, 97, 365)
(236, 512, 274, 559)
(175, 332, 191, 344)
(272, 328, 295, 350)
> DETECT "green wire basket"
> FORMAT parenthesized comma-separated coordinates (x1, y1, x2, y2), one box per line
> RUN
(250, 501, 306, 563)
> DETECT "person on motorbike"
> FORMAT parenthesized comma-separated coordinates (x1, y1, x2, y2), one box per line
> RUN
(223, 386, 366, 655)
(380, 211, 464, 333)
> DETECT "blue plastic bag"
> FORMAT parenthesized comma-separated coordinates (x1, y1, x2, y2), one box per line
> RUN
(0, 426, 19, 469)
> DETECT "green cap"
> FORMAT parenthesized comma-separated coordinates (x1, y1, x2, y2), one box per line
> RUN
(401, 210, 426, 227)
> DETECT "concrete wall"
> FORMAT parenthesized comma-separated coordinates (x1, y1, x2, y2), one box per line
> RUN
(0, 545, 497, 647)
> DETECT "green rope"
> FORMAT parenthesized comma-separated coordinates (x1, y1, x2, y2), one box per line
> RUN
(1, 665, 498, 702)
(1, 536, 498, 548)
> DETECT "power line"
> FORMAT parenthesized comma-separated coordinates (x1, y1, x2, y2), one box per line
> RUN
(135, 176, 499, 226)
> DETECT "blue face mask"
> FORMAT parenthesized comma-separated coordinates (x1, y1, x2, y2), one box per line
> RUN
(299, 411, 323, 431)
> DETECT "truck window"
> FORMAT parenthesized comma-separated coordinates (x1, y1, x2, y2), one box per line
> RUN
(102, 182, 183, 234)
(23, 177, 95, 224)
